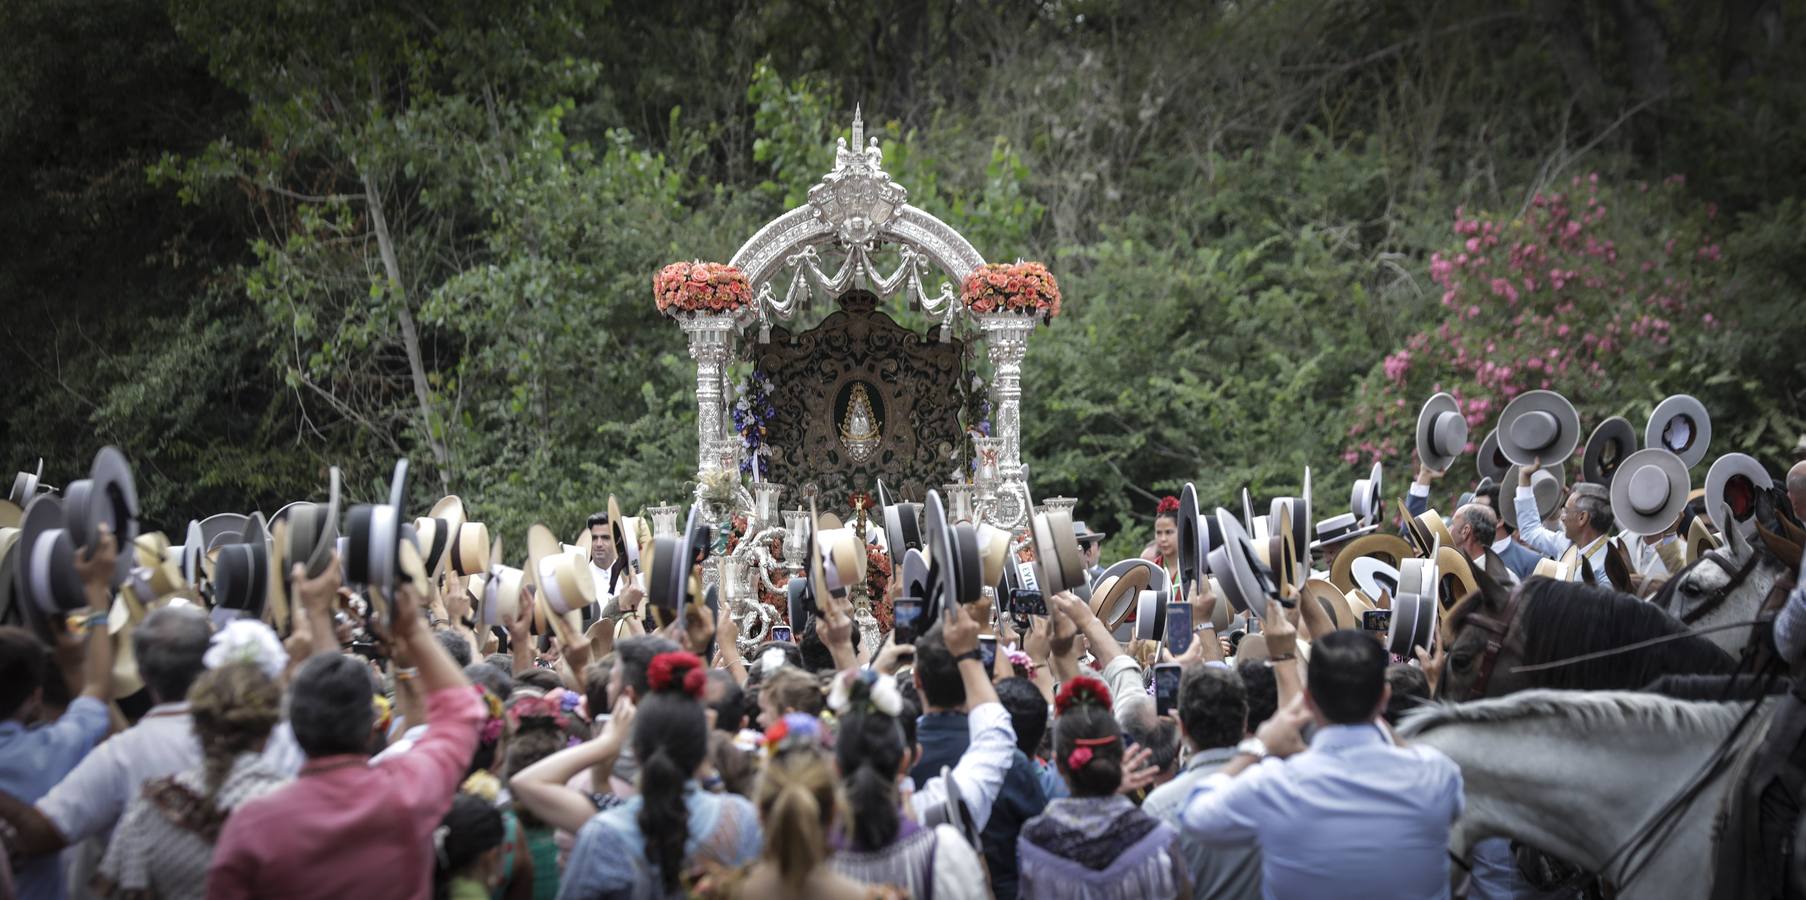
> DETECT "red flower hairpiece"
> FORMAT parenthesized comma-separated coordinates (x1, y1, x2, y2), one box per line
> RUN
(647, 651, 708, 699)
(1156, 495, 1180, 516)
(1054, 676, 1113, 716)
(1066, 734, 1119, 771)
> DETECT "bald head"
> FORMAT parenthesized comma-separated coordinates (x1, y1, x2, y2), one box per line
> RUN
(1787, 461, 1806, 522)
(1452, 503, 1497, 557)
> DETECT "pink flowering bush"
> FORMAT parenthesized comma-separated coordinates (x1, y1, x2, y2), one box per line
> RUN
(1346, 173, 1728, 466)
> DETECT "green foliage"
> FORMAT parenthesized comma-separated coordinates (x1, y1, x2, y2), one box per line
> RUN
(3, 0, 1804, 558)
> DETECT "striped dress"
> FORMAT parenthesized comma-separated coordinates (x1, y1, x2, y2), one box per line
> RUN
(94, 753, 290, 899)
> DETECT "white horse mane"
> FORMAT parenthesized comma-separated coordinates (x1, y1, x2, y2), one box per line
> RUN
(1397, 688, 1750, 740)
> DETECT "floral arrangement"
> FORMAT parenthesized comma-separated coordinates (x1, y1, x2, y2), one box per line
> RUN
(1347, 173, 1728, 467)
(960, 261, 1062, 320)
(203, 620, 288, 680)
(762, 711, 829, 755)
(865, 544, 893, 632)
(731, 370, 776, 480)
(697, 466, 740, 505)
(653, 261, 751, 316)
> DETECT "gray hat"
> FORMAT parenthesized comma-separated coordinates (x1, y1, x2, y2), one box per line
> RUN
(1497, 390, 1581, 467)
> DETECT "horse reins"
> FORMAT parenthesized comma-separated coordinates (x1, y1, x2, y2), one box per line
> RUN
(1507, 618, 1769, 674)
(1462, 589, 1524, 701)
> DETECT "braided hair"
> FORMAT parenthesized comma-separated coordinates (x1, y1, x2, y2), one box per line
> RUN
(187, 662, 281, 803)
(636, 652, 710, 892)
(1053, 676, 1123, 797)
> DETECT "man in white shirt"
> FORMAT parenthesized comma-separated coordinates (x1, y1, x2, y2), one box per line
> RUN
(1515, 463, 1613, 574)
(1180, 629, 1464, 900)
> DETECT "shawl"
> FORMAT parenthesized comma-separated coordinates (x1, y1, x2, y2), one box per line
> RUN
(93, 753, 290, 899)
(1016, 795, 1181, 900)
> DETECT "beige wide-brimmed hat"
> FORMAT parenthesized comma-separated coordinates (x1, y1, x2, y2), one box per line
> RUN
(528, 523, 593, 648)
(1327, 533, 1414, 593)
(1301, 578, 1354, 630)
(1402, 504, 1457, 558)
(450, 521, 491, 576)
(1417, 393, 1469, 473)
(1497, 390, 1581, 467)
(1646, 395, 1712, 468)
(1685, 515, 1721, 565)
(1091, 558, 1161, 630)
(1610, 448, 1690, 535)
(1434, 546, 1479, 612)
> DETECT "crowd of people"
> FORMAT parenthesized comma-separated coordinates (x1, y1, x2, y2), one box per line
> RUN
(3, 392, 1806, 900)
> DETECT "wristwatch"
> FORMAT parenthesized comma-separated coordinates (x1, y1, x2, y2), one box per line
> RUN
(954, 649, 984, 665)
(1234, 736, 1268, 760)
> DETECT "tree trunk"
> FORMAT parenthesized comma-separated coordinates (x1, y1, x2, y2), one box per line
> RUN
(1612, 0, 1672, 103)
(363, 168, 453, 495)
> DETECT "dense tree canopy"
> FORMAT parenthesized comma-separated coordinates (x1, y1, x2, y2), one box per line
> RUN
(3, 0, 1802, 557)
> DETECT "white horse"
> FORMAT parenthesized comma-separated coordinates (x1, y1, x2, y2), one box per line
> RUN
(1651, 520, 1790, 658)
(1400, 689, 1772, 899)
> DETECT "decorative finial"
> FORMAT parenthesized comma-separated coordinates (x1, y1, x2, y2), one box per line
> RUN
(852, 104, 864, 150)
(808, 105, 906, 246)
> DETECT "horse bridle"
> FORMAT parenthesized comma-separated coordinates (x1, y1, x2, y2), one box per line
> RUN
(1677, 548, 1764, 625)
(1460, 588, 1524, 702)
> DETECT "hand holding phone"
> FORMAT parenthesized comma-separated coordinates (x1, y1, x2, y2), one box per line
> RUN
(978, 634, 998, 671)
(1164, 602, 1194, 656)
(893, 596, 924, 646)
(1362, 609, 1391, 632)
(1154, 662, 1182, 718)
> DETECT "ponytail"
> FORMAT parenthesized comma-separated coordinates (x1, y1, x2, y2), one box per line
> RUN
(634, 652, 710, 892)
(757, 749, 838, 892)
(834, 709, 907, 851)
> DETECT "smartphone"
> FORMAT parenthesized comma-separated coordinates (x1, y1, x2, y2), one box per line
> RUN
(771, 624, 793, 643)
(1362, 609, 1392, 632)
(1165, 602, 1194, 656)
(978, 635, 998, 670)
(893, 597, 924, 646)
(1247, 615, 1262, 635)
(1154, 663, 1182, 718)
(1009, 587, 1047, 617)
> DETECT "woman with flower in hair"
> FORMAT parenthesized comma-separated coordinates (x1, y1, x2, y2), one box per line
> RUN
(433, 791, 508, 900)
(95, 621, 292, 898)
(711, 717, 898, 900)
(1016, 677, 1187, 899)
(1141, 495, 1183, 588)
(825, 669, 988, 899)
(558, 652, 760, 899)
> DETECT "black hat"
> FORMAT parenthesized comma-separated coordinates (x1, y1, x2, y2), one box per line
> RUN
(1581, 417, 1638, 486)
(211, 512, 270, 625)
(345, 459, 410, 594)
(18, 495, 86, 621)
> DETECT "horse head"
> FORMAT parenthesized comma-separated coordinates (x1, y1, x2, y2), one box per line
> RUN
(1651, 518, 1791, 658)
(1439, 566, 1529, 702)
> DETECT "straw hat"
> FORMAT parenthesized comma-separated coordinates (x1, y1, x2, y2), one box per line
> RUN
(1253, 504, 1298, 601)
(1581, 417, 1638, 486)
(529, 523, 594, 647)
(1685, 515, 1721, 565)
(975, 523, 1011, 592)
(1402, 504, 1457, 558)
(1609, 449, 1690, 535)
(1025, 483, 1084, 595)
(1091, 558, 1162, 630)
(1434, 546, 1479, 612)
(1327, 533, 1414, 593)
(0, 500, 21, 530)
(412, 495, 467, 578)
(1533, 555, 1582, 582)
(1416, 393, 1470, 473)
(1704, 453, 1772, 537)
(450, 521, 491, 577)
(1301, 578, 1354, 630)
(1271, 467, 1312, 576)
(1646, 395, 1712, 468)
(608, 496, 651, 579)
(1496, 390, 1581, 467)
(809, 502, 867, 609)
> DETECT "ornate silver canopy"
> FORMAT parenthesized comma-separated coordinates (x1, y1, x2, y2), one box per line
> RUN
(729, 107, 986, 335)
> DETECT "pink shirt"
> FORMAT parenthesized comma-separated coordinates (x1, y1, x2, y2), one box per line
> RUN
(206, 686, 482, 900)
